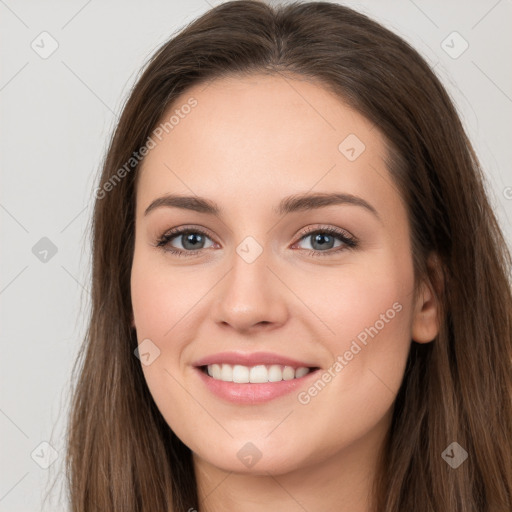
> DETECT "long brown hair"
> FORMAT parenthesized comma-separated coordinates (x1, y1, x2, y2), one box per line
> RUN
(65, 1, 512, 510)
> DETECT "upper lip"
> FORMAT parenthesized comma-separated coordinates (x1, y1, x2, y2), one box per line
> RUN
(192, 351, 319, 369)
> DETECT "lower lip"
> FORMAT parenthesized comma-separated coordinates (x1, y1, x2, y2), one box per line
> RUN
(194, 367, 320, 404)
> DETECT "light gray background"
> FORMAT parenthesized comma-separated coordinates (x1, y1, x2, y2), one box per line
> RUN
(1, 0, 511, 510)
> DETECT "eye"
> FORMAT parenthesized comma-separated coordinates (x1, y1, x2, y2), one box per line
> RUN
(293, 226, 357, 256)
(155, 227, 215, 256)
(155, 224, 357, 257)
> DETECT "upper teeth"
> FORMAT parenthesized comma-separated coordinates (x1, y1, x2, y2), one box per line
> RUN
(206, 364, 311, 383)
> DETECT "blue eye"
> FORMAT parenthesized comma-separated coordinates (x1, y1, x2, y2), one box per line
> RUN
(155, 225, 357, 257)
(156, 228, 215, 256)
(295, 227, 357, 255)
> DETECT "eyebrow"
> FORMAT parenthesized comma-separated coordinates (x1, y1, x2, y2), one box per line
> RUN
(144, 192, 380, 219)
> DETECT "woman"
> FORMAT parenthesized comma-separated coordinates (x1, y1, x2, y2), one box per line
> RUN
(65, 1, 512, 511)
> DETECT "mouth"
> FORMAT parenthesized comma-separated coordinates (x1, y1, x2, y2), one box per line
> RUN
(198, 363, 320, 383)
(191, 352, 322, 404)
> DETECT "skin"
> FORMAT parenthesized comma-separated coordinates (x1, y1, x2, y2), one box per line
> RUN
(130, 73, 440, 512)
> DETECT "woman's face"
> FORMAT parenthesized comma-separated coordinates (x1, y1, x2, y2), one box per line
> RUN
(130, 73, 438, 476)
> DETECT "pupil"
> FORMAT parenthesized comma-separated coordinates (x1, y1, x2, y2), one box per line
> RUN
(312, 233, 333, 250)
(183, 233, 203, 250)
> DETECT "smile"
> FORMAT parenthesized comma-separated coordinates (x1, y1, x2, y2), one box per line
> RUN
(202, 363, 313, 383)
(192, 351, 321, 404)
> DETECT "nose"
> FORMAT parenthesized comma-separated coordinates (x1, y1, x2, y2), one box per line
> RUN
(211, 246, 289, 334)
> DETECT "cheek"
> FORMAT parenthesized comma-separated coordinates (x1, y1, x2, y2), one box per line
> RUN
(298, 251, 414, 398)
(333, 276, 411, 351)
(130, 247, 199, 341)
(288, 260, 414, 455)
(131, 271, 175, 337)
(130, 253, 198, 433)
(299, 253, 413, 349)
(130, 249, 190, 398)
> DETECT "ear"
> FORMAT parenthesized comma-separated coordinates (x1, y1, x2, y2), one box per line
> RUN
(130, 311, 136, 329)
(411, 253, 443, 344)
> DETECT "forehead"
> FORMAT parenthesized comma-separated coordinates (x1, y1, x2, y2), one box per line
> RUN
(136, 73, 399, 219)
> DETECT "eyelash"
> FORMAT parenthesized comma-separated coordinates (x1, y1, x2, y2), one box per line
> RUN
(155, 225, 358, 258)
